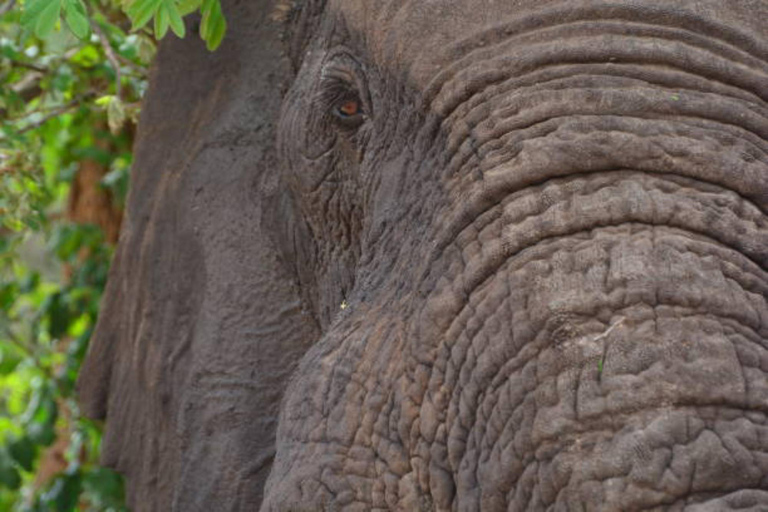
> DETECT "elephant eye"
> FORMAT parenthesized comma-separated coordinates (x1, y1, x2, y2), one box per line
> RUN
(316, 54, 369, 131)
(332, 96, 365, 129)
(337, 99, 360, 117)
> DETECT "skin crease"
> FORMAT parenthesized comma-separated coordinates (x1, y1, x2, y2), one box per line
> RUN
(263, 0, 768, 510)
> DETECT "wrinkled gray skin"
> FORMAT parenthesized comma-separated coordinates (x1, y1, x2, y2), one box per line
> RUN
(79, 0, 768, 510)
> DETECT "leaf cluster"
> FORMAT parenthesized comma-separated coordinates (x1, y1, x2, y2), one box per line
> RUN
(19, 0, 228, 51)
(21, 0, 90, 40)
(0, 0, 156, 510)
(0, 229, 127, 510)
(2, 0, 229, 506)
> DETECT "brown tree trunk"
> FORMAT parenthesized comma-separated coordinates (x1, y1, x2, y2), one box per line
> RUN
(66, 123, 124, 244)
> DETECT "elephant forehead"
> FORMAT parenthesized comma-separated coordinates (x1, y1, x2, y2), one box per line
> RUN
(332, 0, 551, 86)
(331, 0, 768, 90)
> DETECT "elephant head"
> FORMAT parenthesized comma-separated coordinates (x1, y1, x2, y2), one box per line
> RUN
(78, 0, 768, 510)
(263, 1, 768, 509)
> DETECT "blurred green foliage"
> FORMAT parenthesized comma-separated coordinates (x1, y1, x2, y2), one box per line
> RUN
(1, 1, 141, 509)
(0, 0, 226, 508)
(20, 0, 226, 51)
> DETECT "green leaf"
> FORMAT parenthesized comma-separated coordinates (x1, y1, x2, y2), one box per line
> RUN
(0, 345, 23, 376)
(23, 386, 58, 428)
(177, 0, 201, 16)
(200, 0, 226, 51)
(20, 0, 50, 26)
(166, 0, 185, 38)
(200, 0, 215, 17)
(154, 2, 169, 38)
(20, 272, 41, 294)
(125, 0, 150, 19)
(0, 451, 21, 490)
(83, 468, 125, 508)
(136, 34, 156, 63)
(68, 44, 100, 67)
(95, 95, 115, 107)
(63, 0, 90, 39)
(199, 0, 214, 34)
(0, 465, 21, 490)
(42, 472, 82, 512)
(27, 422, 56, 447)
(8, 436, 36, 472)
(205, 15, 226, 51)
(44, 292, 71, 340)
(34, 0, 62, 38)
(126, 0, 162, 31)
(0, 282, 18, 310)
(52, 224, 84, 261)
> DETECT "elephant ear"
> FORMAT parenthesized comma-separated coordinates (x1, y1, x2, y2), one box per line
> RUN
(76, 0, 320, 509)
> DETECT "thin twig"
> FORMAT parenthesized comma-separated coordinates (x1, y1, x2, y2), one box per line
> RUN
(5, 59, 48, 73)
(13, 100, 82, 135)
(91, 21, 122, 98)
(87, 2, 146, 76)
(115, 50, 146, 74)
(10, 70, 44, 102)
(9, 100, 74, 121)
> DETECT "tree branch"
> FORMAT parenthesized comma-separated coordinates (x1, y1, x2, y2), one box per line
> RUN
(10, 100, 83, 136)
(91, 21, 122, 98)
(114, 51, 146, 75)
(6, 59, 48, 73)
(11, 70, 44, 101)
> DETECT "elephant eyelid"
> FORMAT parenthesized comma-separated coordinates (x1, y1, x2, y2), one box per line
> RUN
(315, 79, 356, 104)
(321, 64, 357, 84)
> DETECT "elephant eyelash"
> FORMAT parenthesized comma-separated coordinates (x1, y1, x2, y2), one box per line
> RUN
(315, 83, 357, 108)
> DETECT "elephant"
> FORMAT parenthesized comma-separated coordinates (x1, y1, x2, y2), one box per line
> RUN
(77, 0, 768, 510)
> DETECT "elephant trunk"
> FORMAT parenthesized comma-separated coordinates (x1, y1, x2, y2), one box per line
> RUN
(412, 10, 768, 510)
